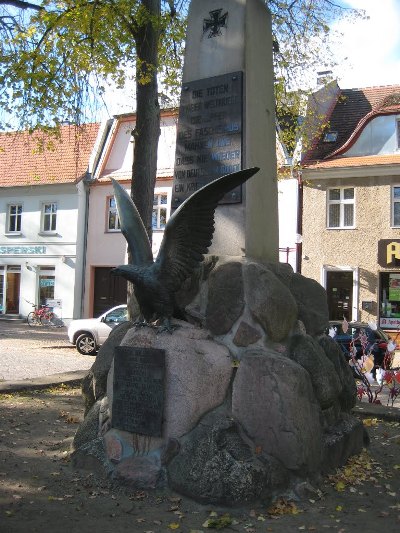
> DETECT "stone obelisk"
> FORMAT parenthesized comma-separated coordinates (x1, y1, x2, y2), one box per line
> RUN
(173, 0, 278, 263)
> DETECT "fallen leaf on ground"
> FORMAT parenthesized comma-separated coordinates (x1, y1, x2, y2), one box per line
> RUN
(267, 498, 302, 517)
(202, 513, 232, 529)
(363, 418, 378, 427)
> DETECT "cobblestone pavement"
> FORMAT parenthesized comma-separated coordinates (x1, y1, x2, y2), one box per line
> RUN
(0, 320, 93, 381)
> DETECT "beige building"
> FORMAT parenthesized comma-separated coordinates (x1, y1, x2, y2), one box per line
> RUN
(301, 83, 400, 331)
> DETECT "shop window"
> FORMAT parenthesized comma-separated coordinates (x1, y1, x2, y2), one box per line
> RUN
(107, 196, 120, 231)
(392, 186, 400, 227)
(327, 187, 354, 228)
(38, 266, 55, 306)
(152, 191, 169, 230)
(7, 204, 22, 233)
(42, 203, 57, 232)
(379, 271, 400, 329)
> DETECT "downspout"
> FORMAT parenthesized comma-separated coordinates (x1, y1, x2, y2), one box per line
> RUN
(80, 178, 90, 318)
(296, 170, 303, 274)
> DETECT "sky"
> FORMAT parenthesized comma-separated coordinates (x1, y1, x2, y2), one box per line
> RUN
(101, 0, 400, 117)
(328, 0, 400, 89)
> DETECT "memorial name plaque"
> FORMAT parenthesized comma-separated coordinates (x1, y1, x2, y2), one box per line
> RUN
(173, 71, 243, 207)
(112, 347, 165, 437)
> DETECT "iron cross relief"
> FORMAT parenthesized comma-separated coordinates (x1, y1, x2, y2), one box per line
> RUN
(203, 9, 228, 38)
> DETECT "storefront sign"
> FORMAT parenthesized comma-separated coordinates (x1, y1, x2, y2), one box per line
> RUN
(380, 317, 400, 329)
(46, 299, 62, 308)
(378, 239, 400, 267)
(0, 246, 46, 255)
(40, 278, 55, 287)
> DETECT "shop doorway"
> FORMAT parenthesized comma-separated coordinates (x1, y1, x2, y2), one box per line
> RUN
(326, 270, 353, 321)
(93, 267, 127, 317)
(5, 268, 21, 314)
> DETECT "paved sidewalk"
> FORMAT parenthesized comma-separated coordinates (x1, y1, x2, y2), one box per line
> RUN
(0, 320, 92, 384)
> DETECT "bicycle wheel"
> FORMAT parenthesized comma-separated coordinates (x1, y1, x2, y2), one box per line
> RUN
(27, 312, 39, 327)
(40, 312, 54, 326)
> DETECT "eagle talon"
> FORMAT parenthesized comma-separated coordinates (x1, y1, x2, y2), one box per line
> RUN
(133, 319, 157, 330)
(155, 319, 179, 334)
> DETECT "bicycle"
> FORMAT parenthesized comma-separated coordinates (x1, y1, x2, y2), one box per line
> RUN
(26, 301, 55, 327)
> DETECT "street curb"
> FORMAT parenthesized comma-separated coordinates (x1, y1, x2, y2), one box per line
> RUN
(353, 402, 400, 422)
(0, 369, 87, 393)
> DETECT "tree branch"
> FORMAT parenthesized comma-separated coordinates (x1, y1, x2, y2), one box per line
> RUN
(0, 0, 43, 10)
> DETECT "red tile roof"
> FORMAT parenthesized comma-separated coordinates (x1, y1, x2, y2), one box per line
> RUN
(302, 85, 400, 166)
(0, 123, 100, 187)
(303, 153, 400, 170)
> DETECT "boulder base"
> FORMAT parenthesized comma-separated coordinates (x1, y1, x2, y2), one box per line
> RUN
(73, 257, 365, 505)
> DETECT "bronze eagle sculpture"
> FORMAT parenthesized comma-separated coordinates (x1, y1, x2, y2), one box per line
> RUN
(111, 167, 259, 330)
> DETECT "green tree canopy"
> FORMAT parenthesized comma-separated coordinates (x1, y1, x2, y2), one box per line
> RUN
(0, 0, 186, 130)
(0, 0, 361, 237)
(0, 0, 361, 130)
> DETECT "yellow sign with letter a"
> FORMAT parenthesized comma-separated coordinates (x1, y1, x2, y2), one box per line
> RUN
(378, 239, 400, 267)
(387, 241, 400, 264)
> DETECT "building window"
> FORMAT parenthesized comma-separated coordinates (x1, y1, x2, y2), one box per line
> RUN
(42, 203, 57, 232)
(7, 204, 22, 233)
(107, 196, 120, 231)
(392, 186, 400, 226)
(327, 187, 354, 228)
(152, 192, 168, 230)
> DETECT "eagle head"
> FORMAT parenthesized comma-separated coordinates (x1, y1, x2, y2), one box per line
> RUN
(111, 264, 141, 283)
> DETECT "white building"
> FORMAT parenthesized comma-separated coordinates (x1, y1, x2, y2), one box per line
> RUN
(0, 124, 100, 322)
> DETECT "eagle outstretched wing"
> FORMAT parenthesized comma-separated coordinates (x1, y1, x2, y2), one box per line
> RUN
(153, 167, 260, 291)
(111, 178, 154, 267)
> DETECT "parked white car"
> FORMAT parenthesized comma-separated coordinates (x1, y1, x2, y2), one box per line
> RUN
(68, 305, 128, 355)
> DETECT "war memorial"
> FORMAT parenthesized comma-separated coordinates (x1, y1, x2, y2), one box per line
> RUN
(71, 0, 366, 505)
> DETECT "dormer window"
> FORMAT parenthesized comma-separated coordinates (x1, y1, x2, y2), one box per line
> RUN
(323, 131, 338, 143)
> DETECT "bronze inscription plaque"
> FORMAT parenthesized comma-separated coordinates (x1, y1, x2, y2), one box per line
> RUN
(173, 71, 243, 208)
(112, 346, 165, 437)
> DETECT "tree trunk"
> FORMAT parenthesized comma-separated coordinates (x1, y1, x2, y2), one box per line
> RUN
(131, 0, 161, 242)
(128, 0, 161, 319)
